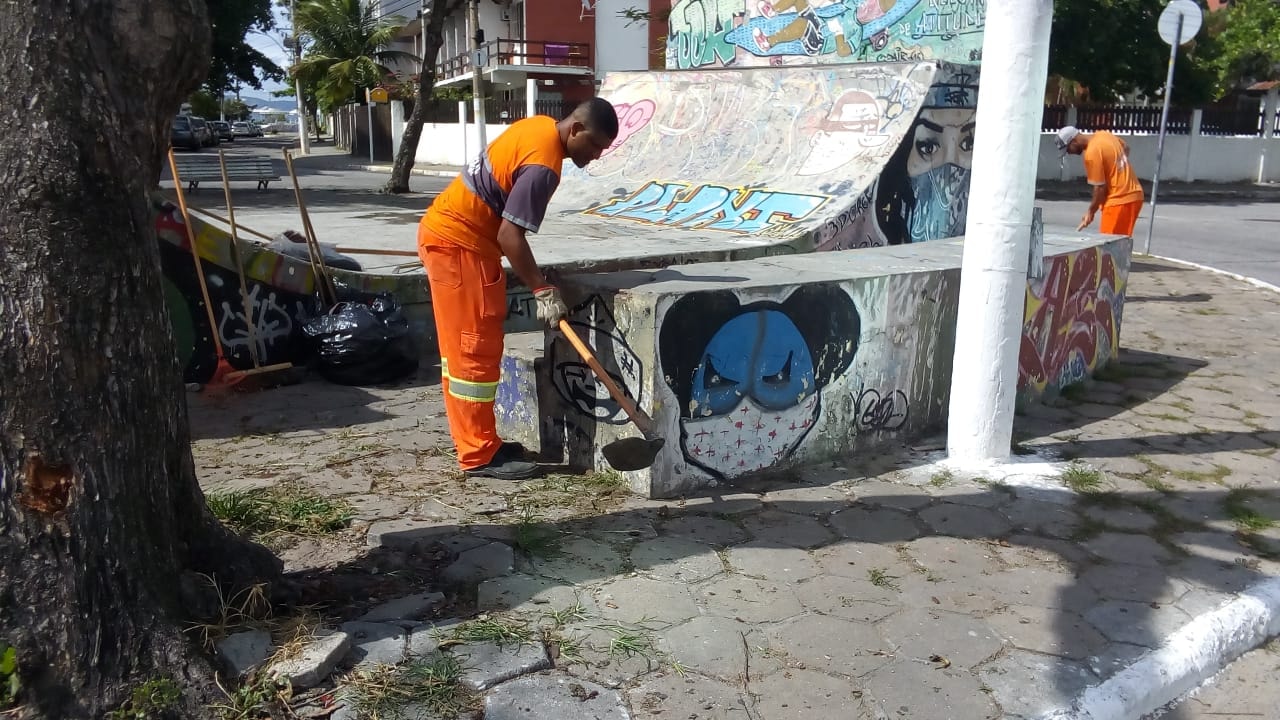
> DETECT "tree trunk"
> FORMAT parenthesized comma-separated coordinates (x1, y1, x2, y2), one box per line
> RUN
(383, 0, 464, 194)
(0, 3, 282, 718)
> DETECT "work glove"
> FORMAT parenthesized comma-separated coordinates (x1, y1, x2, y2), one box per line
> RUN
(533, 285, 568, 328)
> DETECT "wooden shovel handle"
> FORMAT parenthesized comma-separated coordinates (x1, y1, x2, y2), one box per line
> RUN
(557, 319, 654, 436)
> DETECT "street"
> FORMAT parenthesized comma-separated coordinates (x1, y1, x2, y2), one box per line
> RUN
(1037, 198, 1280, 288)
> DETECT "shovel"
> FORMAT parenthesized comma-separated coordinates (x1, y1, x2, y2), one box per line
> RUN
(557, 319, 665, 471)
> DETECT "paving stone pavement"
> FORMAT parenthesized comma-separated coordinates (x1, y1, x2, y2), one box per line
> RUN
(191, 257, 1280, 719)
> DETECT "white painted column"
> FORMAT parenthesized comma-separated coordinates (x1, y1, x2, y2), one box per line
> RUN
(1261, 89, 1278, 182)
(1186, 108, 1202, 182)
(526, 78, 538, 119)
(945, 0, 1055, 464)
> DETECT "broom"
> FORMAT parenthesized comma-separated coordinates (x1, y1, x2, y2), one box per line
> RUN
(216, 148, 296, 387)
(167, 148, 237, 386)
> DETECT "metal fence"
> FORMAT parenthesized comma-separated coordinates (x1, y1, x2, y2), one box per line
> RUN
(1042, 103, 1276, 136)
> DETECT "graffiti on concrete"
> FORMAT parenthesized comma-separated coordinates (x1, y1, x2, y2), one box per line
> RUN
(1019, 245, 1128, 394)
(667, 0, 986, 69)
(854, 385, 909, 431)
(213, 281, 301, 360)
(587, 181, 828, 234)
(658, 286, 861, 478)
(813, 63, 979, 248)
(563, 64, 932, 193)
(550, 295, 644, 425)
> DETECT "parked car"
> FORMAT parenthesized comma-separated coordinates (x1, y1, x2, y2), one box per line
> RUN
(170, 115, 202, 151)
(189, 116, 216, 147)
(231, 121, 251, 138)
(210, 121, 234, 142)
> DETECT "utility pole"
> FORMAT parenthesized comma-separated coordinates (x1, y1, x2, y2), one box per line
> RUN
(945, 0, 1054, 464)
(469, 0, 487, 151)
(290, 0, 312, 155)
(421, 0, 428, 63)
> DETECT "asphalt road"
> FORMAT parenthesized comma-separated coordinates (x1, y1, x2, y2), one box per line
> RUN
(1037, 198, 1280, 288)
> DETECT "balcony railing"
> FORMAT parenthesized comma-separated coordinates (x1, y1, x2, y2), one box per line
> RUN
(436, 38, 592, 81)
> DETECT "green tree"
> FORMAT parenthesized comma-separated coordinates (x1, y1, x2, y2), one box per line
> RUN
(1048, 0, 1219, 104)
(206, 0, 286, 93)
(1204, 0, 1280, 97)
(1, 1, 281, 718)
(293, 0, 417, 113)
(384, 0, 466, 193)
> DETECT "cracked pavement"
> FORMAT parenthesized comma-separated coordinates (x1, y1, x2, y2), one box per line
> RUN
(191, 256, 1280, 719)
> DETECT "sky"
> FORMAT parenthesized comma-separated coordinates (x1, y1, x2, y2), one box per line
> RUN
(244, 4, 294, 95)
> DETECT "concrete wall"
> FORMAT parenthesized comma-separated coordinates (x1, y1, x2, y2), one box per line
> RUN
(497, 232, 1131, 498)
(1037, 132, 1280, 184)
(413, 114, 512, 166)
(665, 0, 986, 70)
(595, 0, 651, 76)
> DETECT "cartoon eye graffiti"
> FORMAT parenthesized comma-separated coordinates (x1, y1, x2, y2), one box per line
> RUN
(659, 287, 860, 479)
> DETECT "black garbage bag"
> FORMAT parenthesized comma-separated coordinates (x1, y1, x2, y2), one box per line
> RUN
(301, 292, 418, 385)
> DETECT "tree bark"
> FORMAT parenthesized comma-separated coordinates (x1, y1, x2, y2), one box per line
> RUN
(0, 3, 282, 718)
(383, 0, 465, 194)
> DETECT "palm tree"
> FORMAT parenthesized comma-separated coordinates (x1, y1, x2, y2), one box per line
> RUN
(292, 0, 418, 113)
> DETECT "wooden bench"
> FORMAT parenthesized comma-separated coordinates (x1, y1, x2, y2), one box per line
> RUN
(172, 156, 281, 192)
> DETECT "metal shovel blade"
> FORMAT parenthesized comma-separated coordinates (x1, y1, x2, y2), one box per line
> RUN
(601, 436, 666, 471)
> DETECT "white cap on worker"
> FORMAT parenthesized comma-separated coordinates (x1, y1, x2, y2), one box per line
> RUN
(1055, 126, 1080, 156)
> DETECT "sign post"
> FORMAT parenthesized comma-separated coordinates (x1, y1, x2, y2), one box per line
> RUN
(1146, 0, 1203, 255)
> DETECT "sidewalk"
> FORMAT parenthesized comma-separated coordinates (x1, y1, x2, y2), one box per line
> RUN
(188, 257, 1280, 719)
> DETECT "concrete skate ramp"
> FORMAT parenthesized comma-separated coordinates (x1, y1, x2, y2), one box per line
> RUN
(525, 61, 952, 271)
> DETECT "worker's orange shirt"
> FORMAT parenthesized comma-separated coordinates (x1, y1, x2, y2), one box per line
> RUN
(419, 115, 566, 259)
(1084, 130, 1144, 207)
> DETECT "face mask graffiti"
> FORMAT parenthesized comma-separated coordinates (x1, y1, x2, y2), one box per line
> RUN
(907, 162, 970, 244)
(681, 394, 820, 477)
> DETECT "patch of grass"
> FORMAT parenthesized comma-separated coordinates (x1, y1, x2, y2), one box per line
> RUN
(1059, 382, 1089, 404)
(106, 678, 181, 720)
(347, 653, 478, 719)
(929, 469, 953, 487)
(549, 631, 587, 665)
(207, 486, 352, 538)
(1224, 489, 1276, 532)
(1172, 465, 1232, 485)
(452, 617, 533, 647)
(209, 673, 287, 720)
(596, 622, 659, 661)
(1192, 307, 1223, 316)
(868, 567, 900, 592)
(543, 599, 590, 629)
(1, 645, 18, 711)
(1070, 516, 1109, 542)
(1079, 490, 1125, 508)
(1061, 462, 1104, 494)
(511, 506, 561, 558)
(185, 575, 273, 649)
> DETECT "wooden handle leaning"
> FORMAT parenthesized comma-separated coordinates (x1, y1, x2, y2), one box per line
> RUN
(557, 319, 654, 436)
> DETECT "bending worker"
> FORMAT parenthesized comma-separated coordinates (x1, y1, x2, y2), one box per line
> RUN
(1055, 125, 1145, 236)
(417, 98, 620, 481)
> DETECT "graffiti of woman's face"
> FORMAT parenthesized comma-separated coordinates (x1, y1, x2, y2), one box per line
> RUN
(906, 108, 976, 177)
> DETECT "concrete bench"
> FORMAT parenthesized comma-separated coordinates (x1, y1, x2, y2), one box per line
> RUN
(172, 156, 280, 192)
(496, 232, 1133, 498)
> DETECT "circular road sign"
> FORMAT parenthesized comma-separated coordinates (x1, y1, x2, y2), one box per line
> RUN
(1158, 0, 1203, 46)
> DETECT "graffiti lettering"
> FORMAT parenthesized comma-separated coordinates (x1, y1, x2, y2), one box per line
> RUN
(668, 0, 739, 69)
(588, 181, 827, 234)
(854, 387, 909, 432)
(216, 284, 300, 358)
(913, 1, 986, 40)
(550, 296, 644, 425)
(1018, 246, 1127, 395)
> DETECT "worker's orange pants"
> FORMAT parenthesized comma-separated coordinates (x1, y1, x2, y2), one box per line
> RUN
(419, 237, 507, 471)
(1100, 200, 1142, 236)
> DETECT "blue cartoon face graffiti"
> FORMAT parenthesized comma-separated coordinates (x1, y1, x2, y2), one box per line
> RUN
(660, 288, 860, 479)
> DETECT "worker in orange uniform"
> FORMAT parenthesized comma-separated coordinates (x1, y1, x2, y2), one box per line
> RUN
(1055, 125, 1145, 236)
(417, 98, 619, 481)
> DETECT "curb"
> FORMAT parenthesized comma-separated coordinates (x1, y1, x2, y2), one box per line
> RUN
(1039, 576, 1280, 720)
(1143, 253, 1280, 295)
(350, 163, 459, 178)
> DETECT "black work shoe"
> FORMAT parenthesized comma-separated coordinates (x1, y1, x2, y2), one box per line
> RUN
(501, 441, 528, 458)
(465, 444, 540, 481)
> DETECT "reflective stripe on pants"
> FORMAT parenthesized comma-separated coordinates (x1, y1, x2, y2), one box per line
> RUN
(419, 233, 507, 470)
